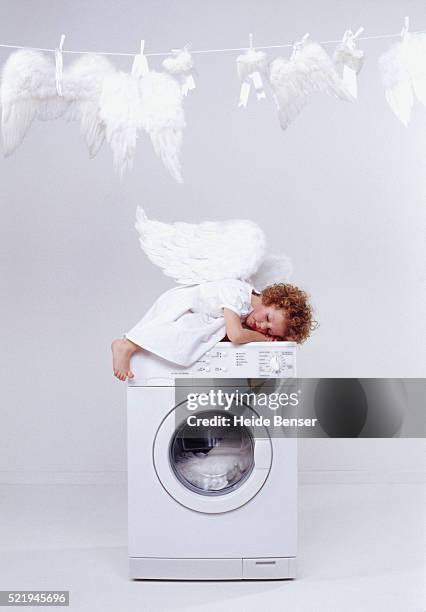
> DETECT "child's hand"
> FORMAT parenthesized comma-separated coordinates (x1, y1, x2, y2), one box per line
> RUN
(265, 335, 280, 342)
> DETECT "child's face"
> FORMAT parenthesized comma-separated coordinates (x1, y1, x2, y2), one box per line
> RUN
(245, 304, 288, 339)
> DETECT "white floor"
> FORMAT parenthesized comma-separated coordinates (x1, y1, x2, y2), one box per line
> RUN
(0, 482, 424, 612)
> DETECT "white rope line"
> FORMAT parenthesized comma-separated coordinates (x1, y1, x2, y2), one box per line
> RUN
(0, 30, 425, 57)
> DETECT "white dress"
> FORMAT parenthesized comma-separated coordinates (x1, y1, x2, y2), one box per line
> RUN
(125, 278, 254, 366)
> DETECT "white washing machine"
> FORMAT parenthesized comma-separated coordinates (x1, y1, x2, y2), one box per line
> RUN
(127, 341, 298, 580)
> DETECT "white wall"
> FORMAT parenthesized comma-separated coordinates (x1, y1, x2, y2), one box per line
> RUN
(0, 0, 425, 484)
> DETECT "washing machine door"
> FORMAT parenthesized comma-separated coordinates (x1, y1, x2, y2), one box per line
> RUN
(153, 404, 272, 514)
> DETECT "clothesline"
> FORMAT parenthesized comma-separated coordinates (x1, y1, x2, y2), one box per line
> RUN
(0, 29, 425, 58)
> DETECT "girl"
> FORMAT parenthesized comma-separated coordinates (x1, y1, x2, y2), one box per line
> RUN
(112, 279, 314, 381)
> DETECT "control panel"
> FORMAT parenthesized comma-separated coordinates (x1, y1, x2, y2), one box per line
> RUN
(129, 342, 297, 386)
(192, 346, 296, 378)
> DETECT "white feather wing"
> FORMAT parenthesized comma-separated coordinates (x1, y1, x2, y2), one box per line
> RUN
(406, 33, 426, 107)
(299, 41, 353, 100)
(269, 41, 353, 129)
(269, 57, 310, 129)
(135, 207, 266, 285)
(379, 41, 413, 126)
(249, 254, 293, 291)
(0, 49, 65, 155)
(0, 49, 114, 156)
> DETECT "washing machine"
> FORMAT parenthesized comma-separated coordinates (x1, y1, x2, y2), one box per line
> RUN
(127, 341, 298, 580)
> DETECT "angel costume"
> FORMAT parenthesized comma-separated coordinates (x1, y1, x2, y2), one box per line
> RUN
(125, 208, 292, 367)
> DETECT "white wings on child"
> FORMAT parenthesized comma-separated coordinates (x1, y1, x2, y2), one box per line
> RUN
(135, 207, 292, 289)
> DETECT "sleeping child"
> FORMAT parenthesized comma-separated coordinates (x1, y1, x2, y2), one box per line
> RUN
(112, 208, 316, 381)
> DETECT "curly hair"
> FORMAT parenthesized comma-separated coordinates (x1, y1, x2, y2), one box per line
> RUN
(261, 283, 317, 343)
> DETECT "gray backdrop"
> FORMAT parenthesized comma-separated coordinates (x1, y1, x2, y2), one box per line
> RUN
(1, 0, 425, 483)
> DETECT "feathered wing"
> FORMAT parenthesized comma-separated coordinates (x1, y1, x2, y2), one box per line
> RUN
(300, 42, 353, 100)
(0, 49, 114, 156)
(379, 40, 413, 126)
(249, 254, 293, 291)
(268, 40, 354, 130)
(405, 33, 426, 107)
(135, 207, 266, 285)
(268, 57, 310, 129)
(138, 71, 185, 183)
(1, 49, 65, 155)
(379, 32, 426, 125)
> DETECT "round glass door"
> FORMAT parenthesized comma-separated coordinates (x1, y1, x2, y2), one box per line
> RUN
(153, 403, 272, 514)
(169, 411, 254, 496)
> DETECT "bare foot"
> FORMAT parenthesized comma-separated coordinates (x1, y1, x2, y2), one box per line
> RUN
(111, 338, 140, 381)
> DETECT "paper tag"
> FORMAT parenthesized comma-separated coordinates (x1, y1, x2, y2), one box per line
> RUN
(343, 65, 357, 98)
(238, 81, 251, 107)
(182, 74, 196, 96)
(186, 74, 196, 91)
(251, 71, 263, 90)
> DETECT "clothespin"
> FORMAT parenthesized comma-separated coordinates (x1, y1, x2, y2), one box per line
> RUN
(55, 34, 66, 96)
(292, 33, 310, 58)
(342, 27, 364, 49)
(132, 39, 149, 78)
(401, 15, 410, 38)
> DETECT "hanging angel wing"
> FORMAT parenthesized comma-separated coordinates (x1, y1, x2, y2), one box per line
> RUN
(90, 67, 185, 178)
(0, 49, 112, 156)
(1, 48, 186, 181)
(379, 39, 413, 125)
(379, 32, 426, 125)
(268, 39, 354, 129)
(135, 207, 292, 288)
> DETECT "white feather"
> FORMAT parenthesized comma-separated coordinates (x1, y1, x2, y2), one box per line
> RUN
(135, 207, 267, 285)
(268, 40, 354, 130)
